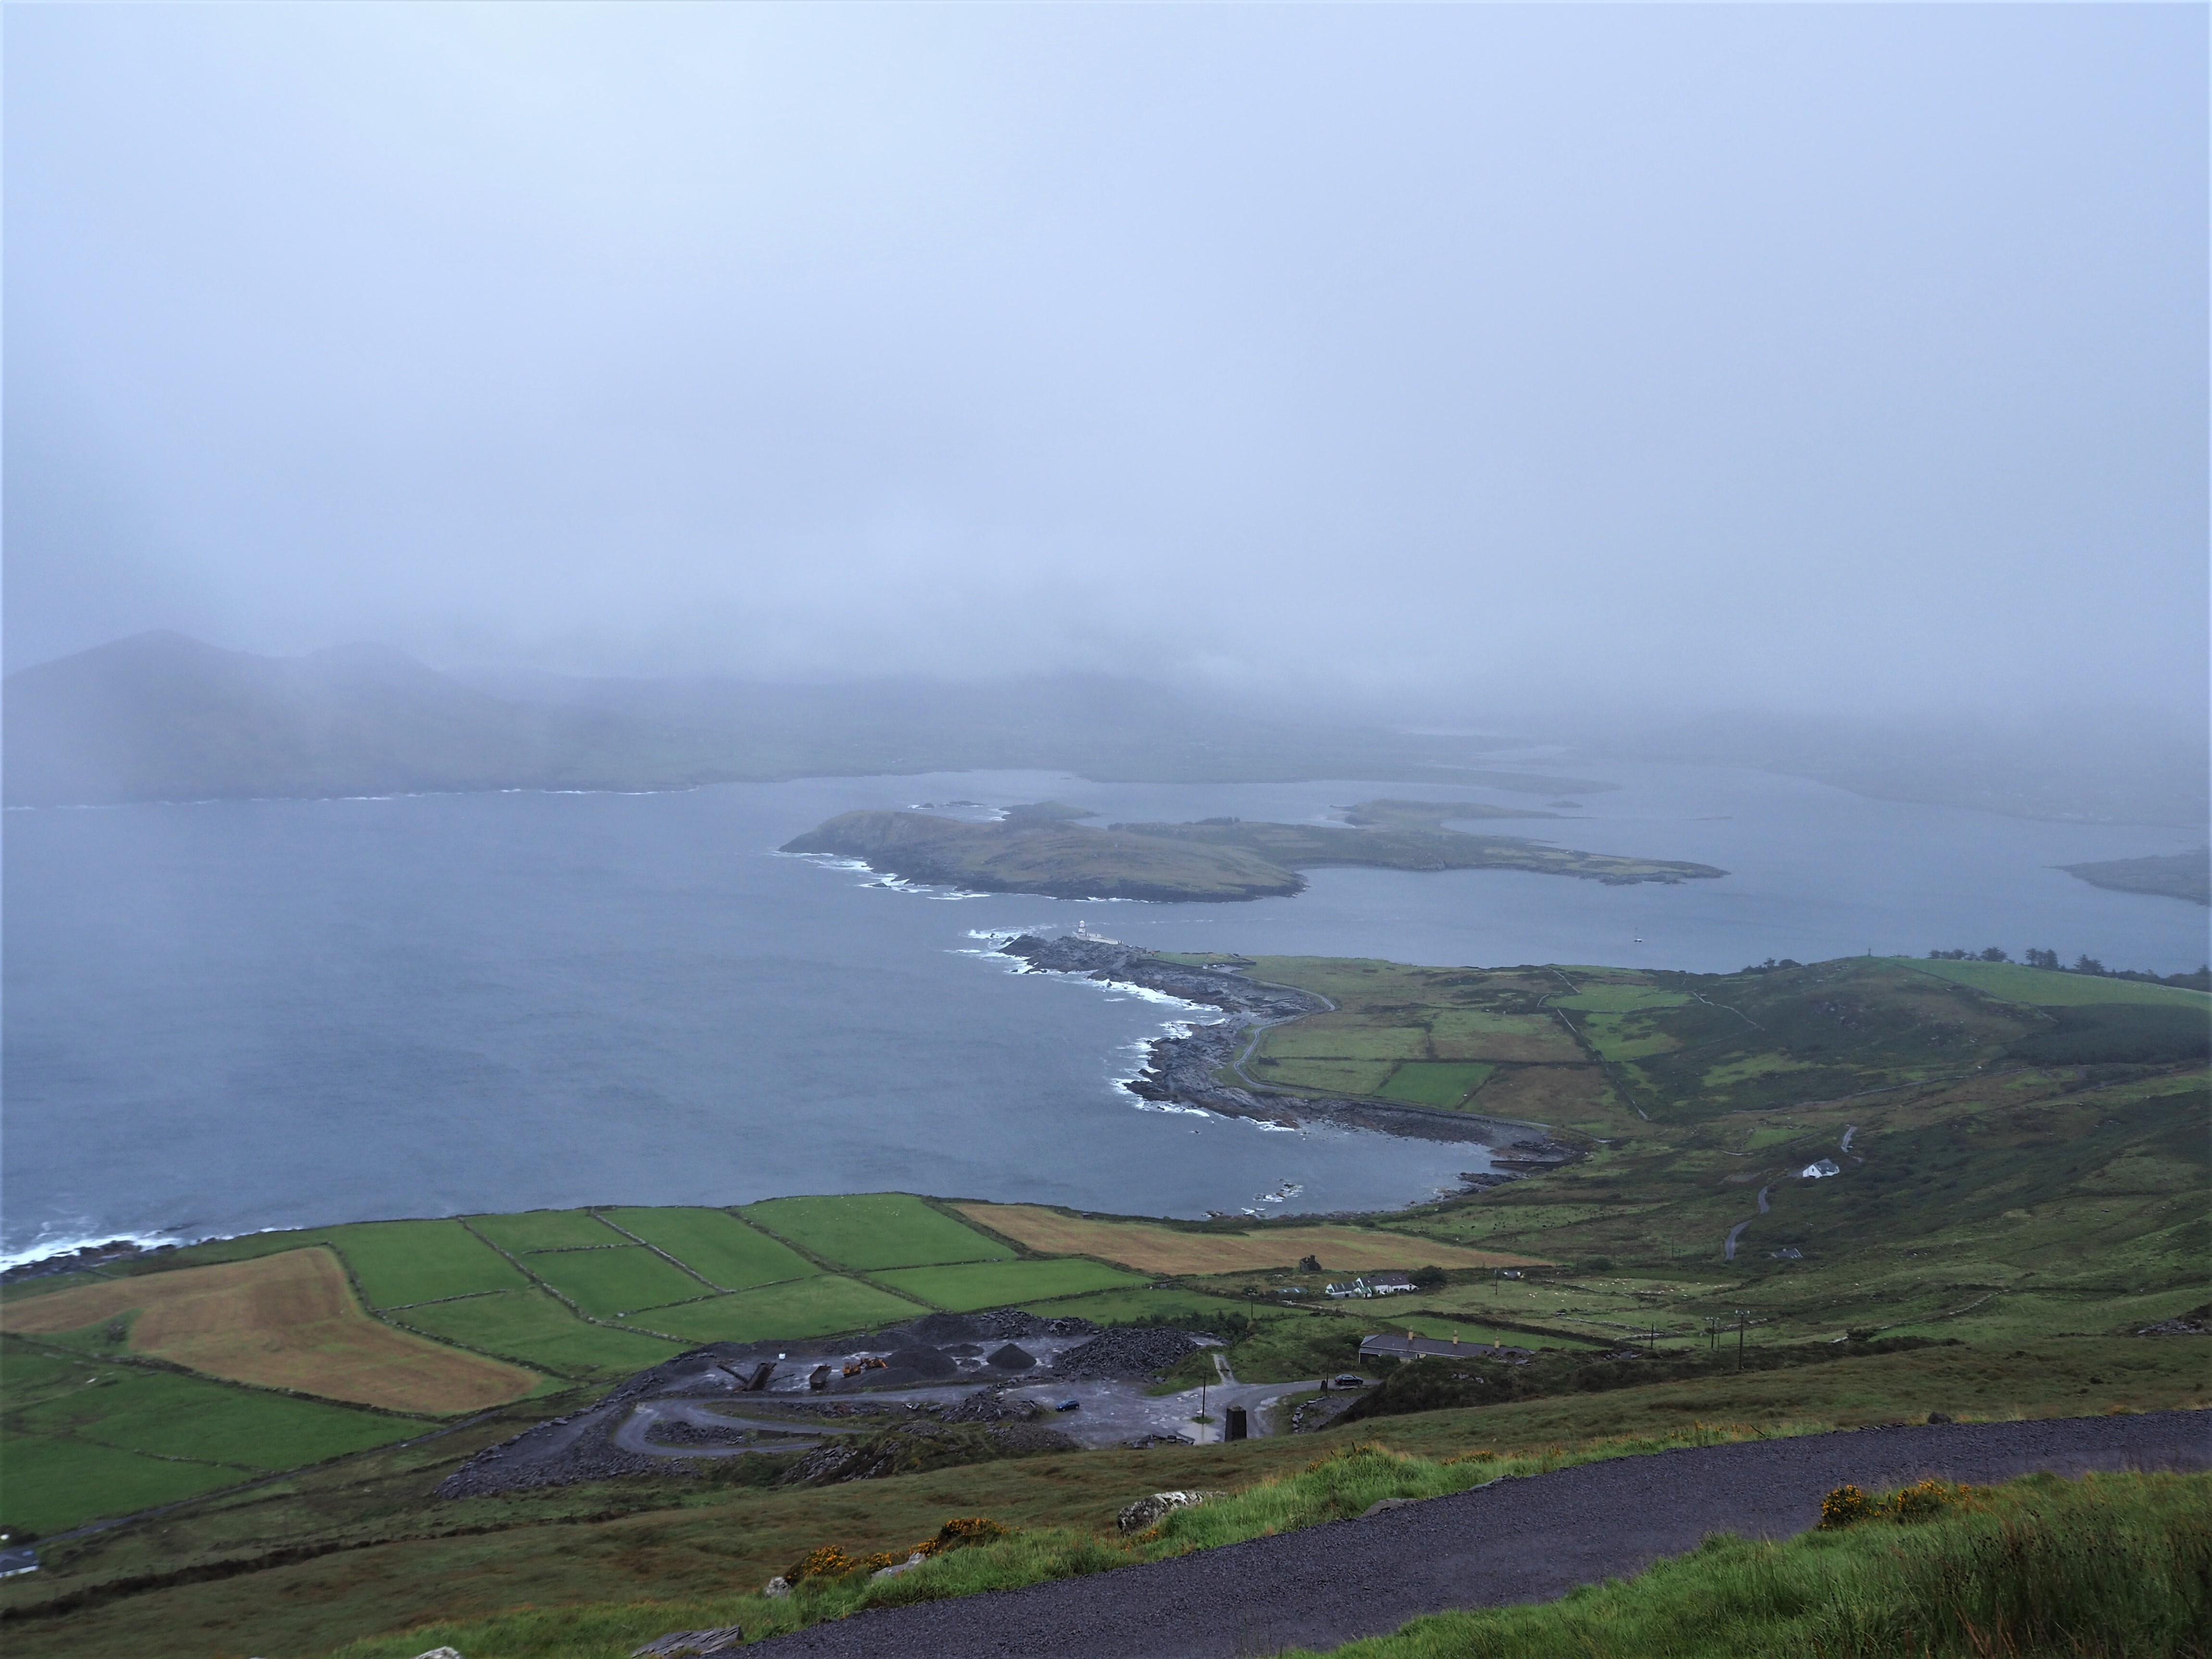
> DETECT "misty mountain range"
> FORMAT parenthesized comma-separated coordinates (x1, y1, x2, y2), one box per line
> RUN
(5, 631, 2204, 829)
(0, 632, 1514, 807)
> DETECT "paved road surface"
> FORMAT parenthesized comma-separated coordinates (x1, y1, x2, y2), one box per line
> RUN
(747, 1411, 2209, 1659)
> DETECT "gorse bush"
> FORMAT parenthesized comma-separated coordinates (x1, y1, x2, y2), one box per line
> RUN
(1820, 1477, 1975, 1529)
(788, 1515, 1012, 1582)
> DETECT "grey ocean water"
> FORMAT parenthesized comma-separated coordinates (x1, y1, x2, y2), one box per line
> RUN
(5, 763, 2204, 1262)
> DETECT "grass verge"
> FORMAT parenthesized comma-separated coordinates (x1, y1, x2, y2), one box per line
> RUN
(1290, 1469, 2209, 1658)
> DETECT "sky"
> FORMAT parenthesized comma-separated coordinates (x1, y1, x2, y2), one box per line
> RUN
(7, 3, 2206, 721)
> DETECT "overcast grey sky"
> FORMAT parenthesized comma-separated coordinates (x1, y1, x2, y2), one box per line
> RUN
(7, 3, 2204, 717)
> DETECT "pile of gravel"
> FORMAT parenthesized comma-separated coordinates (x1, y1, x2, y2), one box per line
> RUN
(1052, 1328, 1202, 1380)
(973, 1310, 1099, 1341)
(939, 1388, 1043, 1424)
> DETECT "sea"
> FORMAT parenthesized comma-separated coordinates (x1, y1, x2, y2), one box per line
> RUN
(5, 761, 2204, 1266)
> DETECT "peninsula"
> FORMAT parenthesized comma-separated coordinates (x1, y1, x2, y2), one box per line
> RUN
(781, 802, 1725, 901)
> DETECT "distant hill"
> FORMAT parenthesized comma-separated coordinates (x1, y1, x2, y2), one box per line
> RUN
(2, 633, 1606, 807)
(2058, 849, 2211, 907)
(0, 632, 726, 807)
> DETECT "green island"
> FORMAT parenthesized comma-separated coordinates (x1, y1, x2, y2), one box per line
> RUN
(2059, 848, 2211, 907)
(781, 800, 1723, 901)
(1, 953, 2204, 1657)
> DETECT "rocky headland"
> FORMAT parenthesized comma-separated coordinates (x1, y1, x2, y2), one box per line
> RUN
(997, 934, 1581, 1178)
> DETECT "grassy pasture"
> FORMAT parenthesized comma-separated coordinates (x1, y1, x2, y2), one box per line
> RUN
(953, 1205, 1546, 1274)
(1016, 1286, 1253, 1327)
(1575, 1014, 1681, 1061)
(0, 1250, 535, 1413)
(1428, 1010, 1582, 1063)
(1248, 1058, 1397, 1095)
(316, 1220, 525, 1309)
(468, 1210, 625, 1254)
(1258, 1022, 1431, 1060)
(867, 1258, 1149, 1311)
(596, 1207, 819, 1291)
(0, 1337, 420, 1534)
(392, 1290, 683, 1376)
(1898, 957, 2212, 1009)
(0, 1429, 244, 1536)
(614, 1278, 926, 1344)
(508, 1246, 708, 1319)
(1377, 1061, 1493, 1107)
(13, 1359, 414, 1476)
(741, 1193, 1010, 1270)
(1550, 985, 1691, 1012)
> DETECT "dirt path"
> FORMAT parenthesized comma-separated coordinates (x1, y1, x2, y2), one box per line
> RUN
(747, 1411, 2209, 1659)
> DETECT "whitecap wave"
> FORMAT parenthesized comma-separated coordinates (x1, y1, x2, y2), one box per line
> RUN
(1, 1223, 189, 1275)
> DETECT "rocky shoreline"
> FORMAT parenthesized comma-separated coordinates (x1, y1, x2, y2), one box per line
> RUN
(996, 934, 1582, 1178)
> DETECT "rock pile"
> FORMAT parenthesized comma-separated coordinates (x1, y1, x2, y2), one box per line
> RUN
(1053, 1328, 1202, 1380)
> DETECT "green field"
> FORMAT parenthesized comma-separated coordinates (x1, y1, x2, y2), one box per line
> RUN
(615, 1277, 927, 1344)
(1015, 1286, 1253, 1327)
(597, 1208, 820, 1291)
(1376, 1062, 1494, 1107)
(317, 1220, 527, 1309)
(1551, 986, 1692, 1012)
(505, 1246, 709, 1319)
(469, 1211, 626, 1255)
(1, 1338, 419, 1533)
(13, 1362, 414, 1472)
(0, 1428, 244, 1535)
(867, 1258, 1149, 1311)
(1248, 1058, 1396, 1095)
(1261, 1023, 1430, 1059)
(394, 1290, 685, 1375)
(740, 1193, 1010, 1270)
(1897, 957, 2212, 1009)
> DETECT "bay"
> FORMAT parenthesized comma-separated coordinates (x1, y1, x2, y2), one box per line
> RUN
(5, 761, 2202, 1263)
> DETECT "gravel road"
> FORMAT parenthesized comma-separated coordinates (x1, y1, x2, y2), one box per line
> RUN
(746, 1410, 2209, 1659)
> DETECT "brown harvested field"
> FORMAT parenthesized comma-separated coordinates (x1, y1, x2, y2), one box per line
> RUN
(0, 1248, 537, 1413)
(953, 1205, 1548, 1275)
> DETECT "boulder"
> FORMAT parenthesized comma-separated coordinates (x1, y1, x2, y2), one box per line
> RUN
(870, 1551, 928, 1580)
(1117, 1489, 1226, 1533)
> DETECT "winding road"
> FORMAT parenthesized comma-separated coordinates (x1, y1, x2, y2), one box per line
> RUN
(746, 1411, 2210, 1659)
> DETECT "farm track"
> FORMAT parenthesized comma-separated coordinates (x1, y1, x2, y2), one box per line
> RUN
(746, 1410, 2211, 1659)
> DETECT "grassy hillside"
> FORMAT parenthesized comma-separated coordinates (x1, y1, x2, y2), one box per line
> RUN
(2, 952, 2204, 1655)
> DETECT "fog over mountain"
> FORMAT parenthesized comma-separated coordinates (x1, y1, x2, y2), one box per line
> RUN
(8, 6, 2205, 744)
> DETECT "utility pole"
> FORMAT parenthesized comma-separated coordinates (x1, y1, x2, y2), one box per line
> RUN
(1735, 1309, 1749, 1370)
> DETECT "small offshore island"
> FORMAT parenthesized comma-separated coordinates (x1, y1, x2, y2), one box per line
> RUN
(781, 799, 1726, 902)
